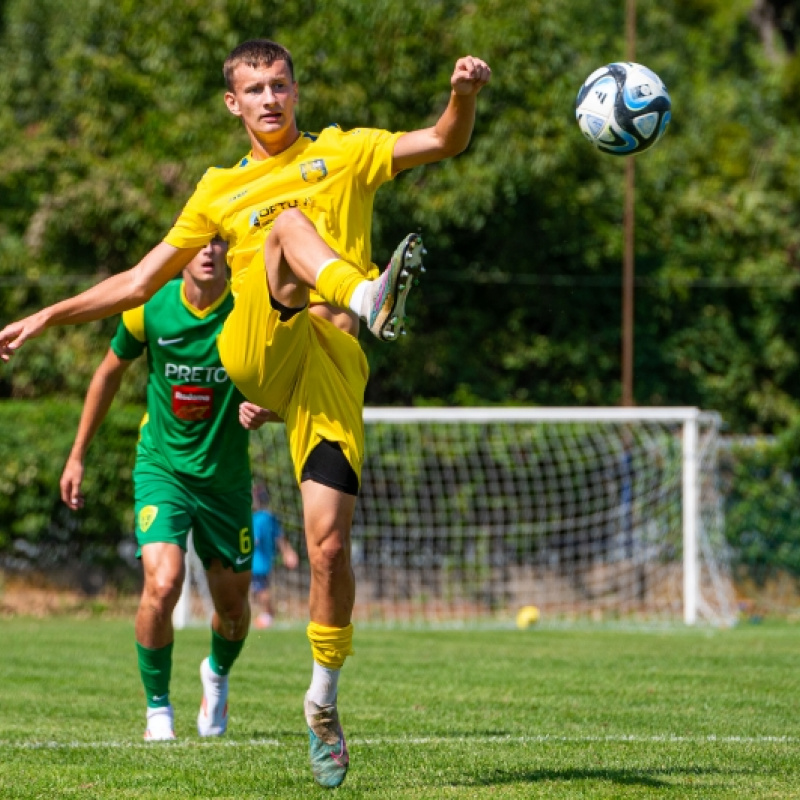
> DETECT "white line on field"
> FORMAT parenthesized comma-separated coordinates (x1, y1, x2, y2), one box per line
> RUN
(0, 734, 797, 750)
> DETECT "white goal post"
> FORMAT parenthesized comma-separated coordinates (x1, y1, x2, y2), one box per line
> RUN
(180, 407, 737, 628)
(172, 532, 216, 630)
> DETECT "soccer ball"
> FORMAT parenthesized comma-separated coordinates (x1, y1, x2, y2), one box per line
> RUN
(575, 62, 671, 156)
(515, 605, 540, 629)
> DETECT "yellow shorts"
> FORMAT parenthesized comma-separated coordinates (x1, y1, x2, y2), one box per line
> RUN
(217, 253, 369, 486)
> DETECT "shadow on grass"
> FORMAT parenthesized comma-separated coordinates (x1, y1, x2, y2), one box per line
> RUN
(467, 765, 729, 790)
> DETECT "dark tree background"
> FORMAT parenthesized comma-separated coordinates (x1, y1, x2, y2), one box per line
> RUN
(3, 0, 800, 432)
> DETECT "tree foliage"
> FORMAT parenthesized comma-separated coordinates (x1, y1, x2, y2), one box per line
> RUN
(0, 400, 141, 585)
(3, 1, 800, 432)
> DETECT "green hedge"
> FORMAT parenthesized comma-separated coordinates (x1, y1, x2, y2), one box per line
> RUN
(0, 399, 141, 581)
(722, 425, 800, 584)
(3, 399, 800, 590)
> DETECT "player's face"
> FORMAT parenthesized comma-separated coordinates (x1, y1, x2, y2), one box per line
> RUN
(224, 60, 299, 149)
(184, 237, 228, 288)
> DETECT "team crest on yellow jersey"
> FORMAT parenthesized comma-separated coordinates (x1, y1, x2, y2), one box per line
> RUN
(139, 505, 159, 533)
(299, 159, 328, 183)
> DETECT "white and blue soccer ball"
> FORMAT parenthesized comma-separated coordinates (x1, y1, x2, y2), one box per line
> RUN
(575, 62, 671, 156)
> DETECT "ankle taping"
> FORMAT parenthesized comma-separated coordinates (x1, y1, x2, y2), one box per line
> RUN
(314, 259, 364, 308)
(307, 622, 354, 670)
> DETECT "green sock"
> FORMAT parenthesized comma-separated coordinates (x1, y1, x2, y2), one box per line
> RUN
(209, 629, 246, 676)
(136, 641, 173, 708)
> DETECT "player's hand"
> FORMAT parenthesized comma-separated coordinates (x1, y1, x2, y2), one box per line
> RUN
(60, 457, 86, 510)
(283, 548, 299, 570)
(239, 401, 281, 430)
(0, 310, 49, 363)
(451, 56, 491, 97)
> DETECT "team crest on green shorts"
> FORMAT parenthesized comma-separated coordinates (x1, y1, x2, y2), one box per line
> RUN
(139, 505, 159, 532)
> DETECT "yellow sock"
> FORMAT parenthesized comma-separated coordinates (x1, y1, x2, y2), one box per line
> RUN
(307, 621, 354, 670)
(315, 259, 364, 309)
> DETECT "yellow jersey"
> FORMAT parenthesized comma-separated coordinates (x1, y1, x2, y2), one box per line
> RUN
(164, 125, 403, 298)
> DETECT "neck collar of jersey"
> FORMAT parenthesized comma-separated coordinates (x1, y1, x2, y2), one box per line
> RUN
(246, 130, 309, 165)
(181, 280, 231, 319)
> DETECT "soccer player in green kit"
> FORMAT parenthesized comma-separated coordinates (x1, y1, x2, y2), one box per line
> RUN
(59, 237, 275, 740)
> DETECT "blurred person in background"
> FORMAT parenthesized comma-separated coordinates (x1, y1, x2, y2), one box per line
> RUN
(250, 482, 299, 629)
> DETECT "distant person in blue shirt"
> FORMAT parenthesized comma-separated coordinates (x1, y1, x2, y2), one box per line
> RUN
(252, 483, 299, 628)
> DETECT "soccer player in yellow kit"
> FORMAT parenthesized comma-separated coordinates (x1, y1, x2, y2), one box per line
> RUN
(0, 39, 491, 788)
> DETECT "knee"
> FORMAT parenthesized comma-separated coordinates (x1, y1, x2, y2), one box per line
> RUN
(142, 572, 183, 614)
(216, 594, 249, 625)
(309, 532, 350, 576)
(270, 208, 310, 240)
(215, 594, 250, 639)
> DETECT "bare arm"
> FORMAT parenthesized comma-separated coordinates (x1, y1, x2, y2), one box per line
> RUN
(278, 536, 299, 570)
(392, 55, 492, 174)
(0, 242, 199, 363)
(60, 349, 133, 510)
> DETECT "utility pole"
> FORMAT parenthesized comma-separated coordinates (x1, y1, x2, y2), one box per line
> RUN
(622, 0, 636, 406)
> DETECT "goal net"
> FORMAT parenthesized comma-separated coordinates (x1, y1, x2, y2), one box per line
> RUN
(179, 407, 737, 628)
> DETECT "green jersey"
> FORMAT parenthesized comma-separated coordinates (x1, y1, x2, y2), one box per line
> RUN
(110, 278, 251, 493)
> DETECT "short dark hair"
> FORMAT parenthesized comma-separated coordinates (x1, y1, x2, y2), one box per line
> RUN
(223, 39, 295, 90)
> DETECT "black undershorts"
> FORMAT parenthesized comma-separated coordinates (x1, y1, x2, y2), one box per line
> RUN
(300, 439, 360, 496)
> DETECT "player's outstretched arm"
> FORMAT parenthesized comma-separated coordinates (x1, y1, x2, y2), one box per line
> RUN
(392, 55, 491, 174)
(60, 350, 132, 510)
(0, 242, 198, 363)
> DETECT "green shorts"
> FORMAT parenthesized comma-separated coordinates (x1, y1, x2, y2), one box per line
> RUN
(133, 464, 253, 572)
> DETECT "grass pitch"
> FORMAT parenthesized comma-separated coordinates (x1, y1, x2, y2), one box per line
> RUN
(1, 617, 799, 798)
